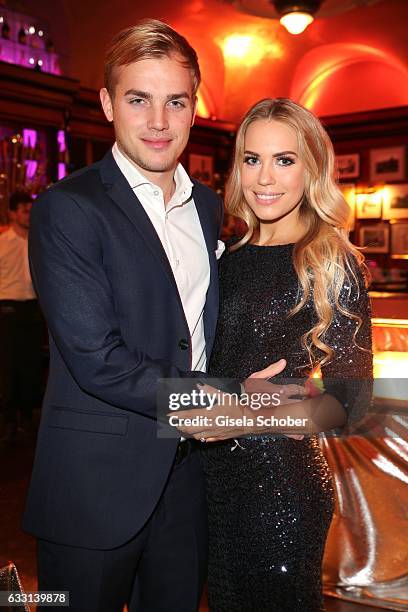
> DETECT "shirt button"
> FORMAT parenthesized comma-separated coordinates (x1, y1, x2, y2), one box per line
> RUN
(153, 190, 159, 197)
(178, 338, 189, 350)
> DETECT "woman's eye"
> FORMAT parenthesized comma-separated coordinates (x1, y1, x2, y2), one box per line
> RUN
(276, 156, 295, 166)
(244, 156, 259, 166)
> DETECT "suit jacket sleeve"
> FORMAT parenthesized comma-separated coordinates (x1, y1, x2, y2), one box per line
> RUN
(29, 187, 206, 420)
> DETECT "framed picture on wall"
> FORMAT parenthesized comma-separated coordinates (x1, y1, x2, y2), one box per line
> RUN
(359, 223, 389, 253)
(382, 183, 408, 219)
(338, 183, 355, 230)
(335, 154, 360, 180)
(355, 191, 382, 219)
(370, 146, 406, 182)
(189, 153, 214, 187)
(390, 222, 408, 259)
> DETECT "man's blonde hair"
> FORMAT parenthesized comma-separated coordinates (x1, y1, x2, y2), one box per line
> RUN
(104, 19, 201, 97)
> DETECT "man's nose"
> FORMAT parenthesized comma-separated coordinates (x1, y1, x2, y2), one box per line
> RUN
(147, 106, 169, 131)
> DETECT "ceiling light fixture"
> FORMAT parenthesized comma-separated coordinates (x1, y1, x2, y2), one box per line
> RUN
(273, 0, 322, 35)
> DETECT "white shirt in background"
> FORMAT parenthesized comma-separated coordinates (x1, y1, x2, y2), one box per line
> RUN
(0, 227, 36, 301)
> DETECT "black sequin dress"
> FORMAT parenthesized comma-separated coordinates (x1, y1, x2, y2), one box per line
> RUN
(201, 242, 372, 612)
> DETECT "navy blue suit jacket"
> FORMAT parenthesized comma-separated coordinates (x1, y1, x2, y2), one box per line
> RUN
(23, 151, 223, 549)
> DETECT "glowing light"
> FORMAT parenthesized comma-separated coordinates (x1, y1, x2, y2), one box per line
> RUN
(23, 129, 37, 148)
(355, 189, 384, 216)
(25, 161, 37, 180)
(196, 94, 210, 119)
(28, 26, 36, 34)
(374, 351, 408, 380)
(38, 30, 44, 37)
(29, 57, 35, 65)
(280, 12, 313, 35)
(221, 34, 282, 67)
(223, 35, 254, 61)
(0, 17, 3, 24)
(38, 59, 43, 67)
(57, 130, 66, 153)
(310, 365, 321, 379)
(372, 318, 408, 328)
(58, 162, 67, 181)
(382, 186, 408, 223)
(383, 186, 391, 203)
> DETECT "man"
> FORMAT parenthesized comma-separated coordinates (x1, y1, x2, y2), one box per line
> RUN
(23, 19, 284, 612)
(0, 191, 43, 444)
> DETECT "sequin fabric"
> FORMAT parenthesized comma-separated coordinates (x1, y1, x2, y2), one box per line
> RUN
(201, 242, 373, 612)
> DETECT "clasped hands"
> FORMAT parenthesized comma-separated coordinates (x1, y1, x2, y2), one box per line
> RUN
(168, 359, 319, 442)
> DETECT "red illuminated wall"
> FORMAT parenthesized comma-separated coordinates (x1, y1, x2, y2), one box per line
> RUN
(11, 0, 408, 122)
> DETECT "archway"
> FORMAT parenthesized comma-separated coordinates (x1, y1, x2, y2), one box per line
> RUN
(290, 43, 408, 115)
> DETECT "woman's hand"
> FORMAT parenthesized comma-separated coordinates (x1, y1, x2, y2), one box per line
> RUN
(167, 359, 309, 441)
(242, 359, 307, 442)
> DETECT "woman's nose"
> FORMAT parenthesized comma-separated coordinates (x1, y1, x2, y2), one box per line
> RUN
(258, 163, 277, 185)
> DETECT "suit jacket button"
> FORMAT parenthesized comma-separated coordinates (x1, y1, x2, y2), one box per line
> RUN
(178, 338, 189, 350)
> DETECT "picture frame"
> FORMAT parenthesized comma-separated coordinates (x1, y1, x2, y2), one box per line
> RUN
(390, 222, 408, 260)
(355, 191, 382, 219)
(338, 183, 355, 230)
(382, 183, 408, 220)
(370, 146, 406, 182)
(359, 223, 389, 253)
(189, 153, 213, 187)
(335, 154, 360, 180)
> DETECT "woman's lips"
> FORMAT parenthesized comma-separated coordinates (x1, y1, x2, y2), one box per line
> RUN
(254, 192, 284, 204)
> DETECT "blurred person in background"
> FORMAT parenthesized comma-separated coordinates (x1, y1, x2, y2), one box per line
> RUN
(0, 191, 43, 445)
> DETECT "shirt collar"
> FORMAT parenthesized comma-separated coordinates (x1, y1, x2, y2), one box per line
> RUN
(112, 142, 193, 205)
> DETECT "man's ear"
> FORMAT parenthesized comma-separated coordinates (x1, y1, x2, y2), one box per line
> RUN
(191, 95, 198, 127)
(100, 88, 114, 122)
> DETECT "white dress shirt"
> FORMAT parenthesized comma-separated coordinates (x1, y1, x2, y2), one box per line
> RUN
(112, 143, 210, 372)
(0, 227, 36, 300)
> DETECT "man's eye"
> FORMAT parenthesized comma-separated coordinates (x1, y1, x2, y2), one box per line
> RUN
(243, 156, 259, 166)
(129, 98, 145, 105)
(276, 156, 295, 166)
(168, 100, 185, 108)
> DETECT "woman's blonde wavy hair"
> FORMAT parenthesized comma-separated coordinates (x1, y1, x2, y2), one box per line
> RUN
(226, 98, 369, 369)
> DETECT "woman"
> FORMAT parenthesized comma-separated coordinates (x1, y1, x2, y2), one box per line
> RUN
(197, 98, 373, 611)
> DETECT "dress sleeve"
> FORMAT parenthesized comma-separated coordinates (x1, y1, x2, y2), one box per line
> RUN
(320, 257, 373, 433)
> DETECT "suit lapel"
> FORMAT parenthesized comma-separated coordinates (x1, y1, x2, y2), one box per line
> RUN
(99, 151, 179, 292)
(99, 152, 220, 357)
(193, 182, 220, 357)
(193, 184, 218, 286)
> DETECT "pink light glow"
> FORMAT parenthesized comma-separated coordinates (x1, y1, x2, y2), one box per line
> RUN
(23, 129, 38, 179)
(25, 161, 37, 180)
(23, 128, 37, 148)
(58, 163, 67, 181)
(0, 38, 61, 75)
(57, 130, 66, 153)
